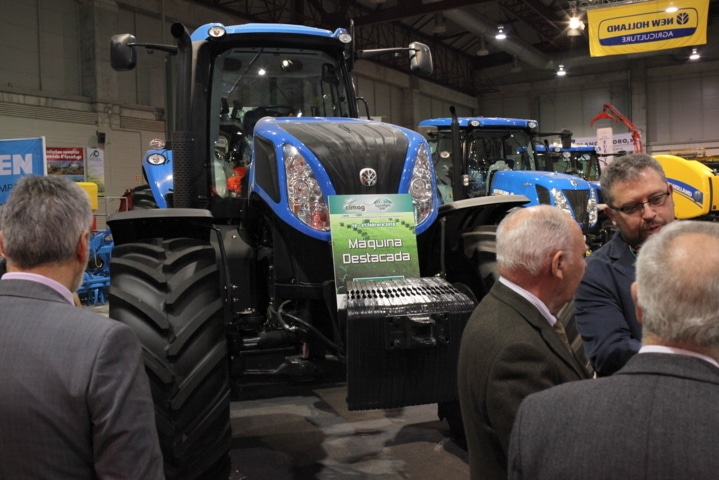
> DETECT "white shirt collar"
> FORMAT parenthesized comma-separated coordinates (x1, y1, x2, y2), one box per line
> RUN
(499, 276, 556, 327)
(639, 345, 719, 369)
(2, 272, 75, 305)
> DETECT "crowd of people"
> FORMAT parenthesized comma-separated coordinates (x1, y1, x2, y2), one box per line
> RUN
(459, 153, 719, 479)
(1, 153, 717, 479)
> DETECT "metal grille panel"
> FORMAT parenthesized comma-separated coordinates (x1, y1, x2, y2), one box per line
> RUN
(563, 189, 590, 224)
(345, 277, 474, 410)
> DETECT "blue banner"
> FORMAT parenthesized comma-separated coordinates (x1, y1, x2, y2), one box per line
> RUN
(0, 137, 46, 204)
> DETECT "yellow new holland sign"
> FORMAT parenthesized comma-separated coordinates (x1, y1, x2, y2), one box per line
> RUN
(587, 0, 708, 57)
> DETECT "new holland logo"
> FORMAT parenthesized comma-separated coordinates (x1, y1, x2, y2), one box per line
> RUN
(570, 180, 579, 187)
(359, 168, 377, 187)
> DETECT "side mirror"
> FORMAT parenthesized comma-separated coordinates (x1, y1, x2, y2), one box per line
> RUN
(560, 129, 573, 149)
(409, 42, 432, 77)
(110, 34, 137, 71)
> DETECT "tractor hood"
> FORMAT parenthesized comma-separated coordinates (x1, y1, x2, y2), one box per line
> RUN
(268, 117, 410, 195)
(250, 116, 437, 241)
(492, 170, 592, 193)
(491, 170, 597, 226)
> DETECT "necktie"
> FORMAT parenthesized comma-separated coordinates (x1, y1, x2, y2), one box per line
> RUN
(553, 320, 573, 354)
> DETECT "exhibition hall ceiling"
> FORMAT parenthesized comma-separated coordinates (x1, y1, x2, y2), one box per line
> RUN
(190, 0, 719, 94)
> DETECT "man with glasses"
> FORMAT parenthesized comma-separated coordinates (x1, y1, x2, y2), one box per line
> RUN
(509, 220, 719, 479)
(575, 153, 675, 376)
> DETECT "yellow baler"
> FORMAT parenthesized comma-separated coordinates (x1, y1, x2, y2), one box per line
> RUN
(654, 154, 719, 220)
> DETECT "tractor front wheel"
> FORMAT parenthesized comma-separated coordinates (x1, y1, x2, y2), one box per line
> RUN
(109, 237, 231, 480)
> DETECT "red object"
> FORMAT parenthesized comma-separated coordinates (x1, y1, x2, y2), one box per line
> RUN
(227, 167, 247, 194)
(589, 103, 643, 153)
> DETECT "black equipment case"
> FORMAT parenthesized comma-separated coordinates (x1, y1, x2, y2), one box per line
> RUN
(345, 277, 475, 410)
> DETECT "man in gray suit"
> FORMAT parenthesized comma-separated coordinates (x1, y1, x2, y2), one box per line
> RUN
(458, 205, 592, 480)
(0, 176, 164, 479)
(509, 220, 719, 479)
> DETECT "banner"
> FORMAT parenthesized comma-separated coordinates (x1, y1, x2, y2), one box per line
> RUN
(587, 0, 709, 57)
(46, 147, 86, 182)
(0, 137, 46, 204)
(574, 130, 639, 153)
(86, 147, 105, 196)
(329, 194, 419, 295)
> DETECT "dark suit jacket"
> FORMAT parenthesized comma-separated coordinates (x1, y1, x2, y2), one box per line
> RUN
(509, 352, 719, 480)
(0, 279, 164, 479)
(575, 230, 641, 376)
(458, 281, 590, 480)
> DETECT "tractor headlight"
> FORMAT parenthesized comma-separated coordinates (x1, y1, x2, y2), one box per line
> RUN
(147, 153, 168, 165)
(410, 143, 434, 226)
(284, 144, 329, 231)
(587, 188, 598, 226)
(550, 188, 573, 218)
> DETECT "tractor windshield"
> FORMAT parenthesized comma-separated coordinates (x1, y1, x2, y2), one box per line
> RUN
(208, 47, 352, 198)
(431, 128, 536, 200)
(542, 150, 601, 181)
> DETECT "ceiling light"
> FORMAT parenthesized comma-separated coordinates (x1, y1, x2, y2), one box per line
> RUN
(568, 17, 585, 36)
(689, 48, 700, 60)
(557, 65, 567, 76)
(495, 25, 506, 40)
(567, 2, 585, 37)
(666, 4, 678, 13)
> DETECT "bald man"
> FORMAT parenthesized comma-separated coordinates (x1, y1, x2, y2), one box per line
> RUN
(509, 220, 719, 479)
(458, 205, 592, 480)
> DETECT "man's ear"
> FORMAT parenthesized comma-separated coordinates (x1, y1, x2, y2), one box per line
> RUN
(76, 231, 90, 262)
(0, 231, 5, 258)
(631, 282, 643, 325)
(604, 205, 617, 226)
(551, 250, 564, 279)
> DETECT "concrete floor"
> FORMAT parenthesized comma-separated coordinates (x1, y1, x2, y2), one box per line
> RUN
(229, 385, 468, 480)
(86, 303, 469, 479)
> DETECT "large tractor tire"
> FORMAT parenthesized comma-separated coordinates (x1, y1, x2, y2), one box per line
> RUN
(109, 237, 231, 480)
(131, 184, 159, 209)
(438, 225, 499, 445)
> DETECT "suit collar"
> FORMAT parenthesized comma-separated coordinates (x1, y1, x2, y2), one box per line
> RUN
(619, 352, 719, 385)
(606, 230, 636, 279)
(0, 278, 70, 305)
(490, 282, 590, 379)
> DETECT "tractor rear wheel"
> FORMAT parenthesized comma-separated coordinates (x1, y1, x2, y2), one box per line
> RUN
(437, 225, 499, 449)
(109, 237, 231, 480)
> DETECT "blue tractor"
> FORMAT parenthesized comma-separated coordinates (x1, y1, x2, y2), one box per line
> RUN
(109, 22, 524, 479)
(418, 108, 599, 244)
(534, 141, 615, 249)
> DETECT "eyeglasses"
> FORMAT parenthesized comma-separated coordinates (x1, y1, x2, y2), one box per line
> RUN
(609, 190, 671, 216)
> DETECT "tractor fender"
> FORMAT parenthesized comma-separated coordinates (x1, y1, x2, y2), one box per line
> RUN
(436, 194, 529, 236)
(107, 208, 215, 246)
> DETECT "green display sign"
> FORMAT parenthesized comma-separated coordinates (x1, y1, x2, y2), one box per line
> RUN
(329, 194, 420, 294)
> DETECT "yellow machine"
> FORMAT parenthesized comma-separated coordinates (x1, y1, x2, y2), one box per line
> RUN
(654, 154, 719, 220)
